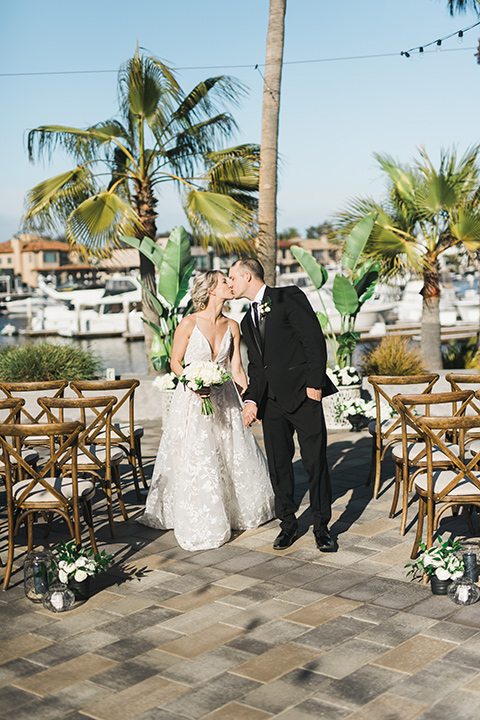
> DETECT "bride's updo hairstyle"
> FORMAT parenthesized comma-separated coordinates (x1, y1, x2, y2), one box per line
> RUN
(191, 270, 220, 311)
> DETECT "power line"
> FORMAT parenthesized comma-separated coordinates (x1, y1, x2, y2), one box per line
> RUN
(0, 43, 478, 78)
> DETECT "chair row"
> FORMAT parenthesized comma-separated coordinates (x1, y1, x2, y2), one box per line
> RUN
(366, 373, 480, 562)
(0, 378, 148, 590)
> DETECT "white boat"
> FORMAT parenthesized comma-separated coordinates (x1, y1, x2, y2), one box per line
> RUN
(397, 280, 458, 326)
(30, 276, 143, 338)
(455, 289, 480, 323)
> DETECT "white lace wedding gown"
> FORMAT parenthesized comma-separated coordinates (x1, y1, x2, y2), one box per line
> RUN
(140, 324, 274, 551)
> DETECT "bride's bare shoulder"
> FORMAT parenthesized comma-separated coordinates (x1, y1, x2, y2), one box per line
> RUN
(226, 317, 240, 336)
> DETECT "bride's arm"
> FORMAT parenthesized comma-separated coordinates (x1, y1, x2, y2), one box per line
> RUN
(170, 317, 194, 376)
(229, 320, 248, 395)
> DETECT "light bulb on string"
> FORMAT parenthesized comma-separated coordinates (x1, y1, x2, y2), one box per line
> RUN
(458, 30, 464, 44)
(437, 39, 442, 51)
(419, 46, 424, 58)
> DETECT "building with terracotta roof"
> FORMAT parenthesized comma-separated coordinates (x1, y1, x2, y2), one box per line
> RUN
(0, 234, 72, 288)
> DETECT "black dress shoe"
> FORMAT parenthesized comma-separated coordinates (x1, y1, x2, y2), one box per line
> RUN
(314, 531, 336, 552)
(273, 528, 298, 550)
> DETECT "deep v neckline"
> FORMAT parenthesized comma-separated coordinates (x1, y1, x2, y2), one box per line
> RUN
(194, 324, 230, 362)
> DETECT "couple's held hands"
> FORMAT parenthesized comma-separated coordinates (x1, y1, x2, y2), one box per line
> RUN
(306, 387, 322, 402)
(242, 401, 257, 427)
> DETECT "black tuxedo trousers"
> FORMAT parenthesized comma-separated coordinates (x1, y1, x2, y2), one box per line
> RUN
(262, 395, 331, 533)
(241, 286, 333, 533)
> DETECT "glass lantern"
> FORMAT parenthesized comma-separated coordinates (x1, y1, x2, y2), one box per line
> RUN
(447, 576, 480, 605)
(23, 550, 55, 603)
(42, 583, 75, 613)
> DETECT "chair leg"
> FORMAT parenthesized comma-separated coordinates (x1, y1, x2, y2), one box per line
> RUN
(389, 461, 401, 519)
(411, 496, 425, 559)
(465, 506, 476, 535)
(113, 464, 129, 521)
(27, 513, 34, 553)
(399, 464, 410, 537)
(127, 447, 143, 502)
(82, 501, 98, 555)
(43, 512, 55, 539)
(134, 437, 148, 489)
(372, 440, 383, 499)
(102, 472, 116, 538)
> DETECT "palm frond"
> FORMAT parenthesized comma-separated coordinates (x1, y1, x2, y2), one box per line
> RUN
(65, 191, 144, 257)
(23, 167, 97, 234)
(184, 189, 256, 253)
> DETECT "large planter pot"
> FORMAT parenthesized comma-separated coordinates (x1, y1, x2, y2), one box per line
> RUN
(68, 577, 90, 603)
(323, 384, 362, 430)
(430, 575, 451, 595)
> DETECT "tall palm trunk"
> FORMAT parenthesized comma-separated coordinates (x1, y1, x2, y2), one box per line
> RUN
(257, 0, 286, 286)
(134, 182, 159, 373)
(420, 258, 443, 369)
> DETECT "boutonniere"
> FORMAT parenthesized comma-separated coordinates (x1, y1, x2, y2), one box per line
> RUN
(259, 298, 272, 318)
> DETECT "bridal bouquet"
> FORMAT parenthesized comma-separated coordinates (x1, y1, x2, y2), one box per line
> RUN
(179, 361, 231, 415)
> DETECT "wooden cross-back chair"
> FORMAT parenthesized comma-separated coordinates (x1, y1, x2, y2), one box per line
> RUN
(446, 373, 480, 442)
(70, 379, 147, 501)
(405, 412, 480, 564)
(0, 398, 39, 482)
(390, 390, 474, 536)
(366, 374, 439, 499)
(0, 381, 68, 447)
(0, 421, 98, 590)
(37, 395, 128, 537)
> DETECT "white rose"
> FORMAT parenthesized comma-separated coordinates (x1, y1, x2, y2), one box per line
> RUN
(74, 569, 88, 582)
(58, 560, 68, 570)
(66, 562, 76, 574)
(451, 569, 464, 580)
(58, 569, 68, 584)
(435, 567, 450, 580)
(75, 557, 87, 568)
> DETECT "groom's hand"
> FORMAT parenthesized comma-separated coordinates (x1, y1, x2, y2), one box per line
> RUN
(242, 401, 258, 427)
(306, 387, 322, 402)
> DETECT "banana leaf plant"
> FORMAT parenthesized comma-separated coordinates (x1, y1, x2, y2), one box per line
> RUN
(122, 226, 195, 371)
(291, 211, 378, 368)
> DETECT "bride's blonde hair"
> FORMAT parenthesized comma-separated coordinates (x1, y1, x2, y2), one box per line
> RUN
(191, 270, 220, 311)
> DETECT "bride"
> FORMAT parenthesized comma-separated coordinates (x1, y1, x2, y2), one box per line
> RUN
(140, 270, 274, 551)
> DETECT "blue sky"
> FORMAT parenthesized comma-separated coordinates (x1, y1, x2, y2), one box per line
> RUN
(1, 0, 480, 242)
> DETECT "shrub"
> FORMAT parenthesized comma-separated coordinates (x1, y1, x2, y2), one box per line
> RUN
(442, 336, 480, 369)
(0, 342, 102, 382)
(359, 335, 425, 376)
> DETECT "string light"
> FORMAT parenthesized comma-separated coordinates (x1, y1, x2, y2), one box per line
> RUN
(401, 19, 480, 57)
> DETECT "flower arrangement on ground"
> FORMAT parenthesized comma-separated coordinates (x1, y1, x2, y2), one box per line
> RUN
(153, 373, 178, 391)
(334, 397, 376, 422)
(405, 535, 464, 581)
(327, 365, 360, 387)
(55, 541, 113, 583)
(179, 360, 231, 415)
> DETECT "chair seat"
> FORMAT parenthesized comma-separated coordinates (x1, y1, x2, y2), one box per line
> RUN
(368, 418, 402, 437)
(13, 476, 95, 503)
(96, 423, 144, 440)
(76, 446, 124, 465)
(0, 448, 39, 466)
(415, 469, 480, 496)
(469, 439, 480, 456)
(392, 442, 459, 464)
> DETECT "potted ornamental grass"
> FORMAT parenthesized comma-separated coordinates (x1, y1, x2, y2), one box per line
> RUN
(405, 535, 464, 594)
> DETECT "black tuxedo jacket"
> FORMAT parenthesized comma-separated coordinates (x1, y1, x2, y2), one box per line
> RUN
(241, 285, 337, 416)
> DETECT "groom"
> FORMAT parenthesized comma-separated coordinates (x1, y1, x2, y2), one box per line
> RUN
(228, 258, 337, 552)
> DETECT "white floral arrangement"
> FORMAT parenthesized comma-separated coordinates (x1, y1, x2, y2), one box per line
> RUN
(55, 540, 113, 583)
(405, 535, 464, 581)
(334, 397, 376, 421)
(153, 373, 178, 391)
(327, 365, 361, 386)
(259, 298, 272, 317)
(179, 360, 231, 415)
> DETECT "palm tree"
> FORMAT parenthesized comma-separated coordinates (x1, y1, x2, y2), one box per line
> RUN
(23, 48, 259, 370)
(444, 0, 480, 14)
(257, 0, 287, 286)
(335, 146, 480, 369)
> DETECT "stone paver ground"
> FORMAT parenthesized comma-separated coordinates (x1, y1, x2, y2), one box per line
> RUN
(1, 420, 480, 720)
